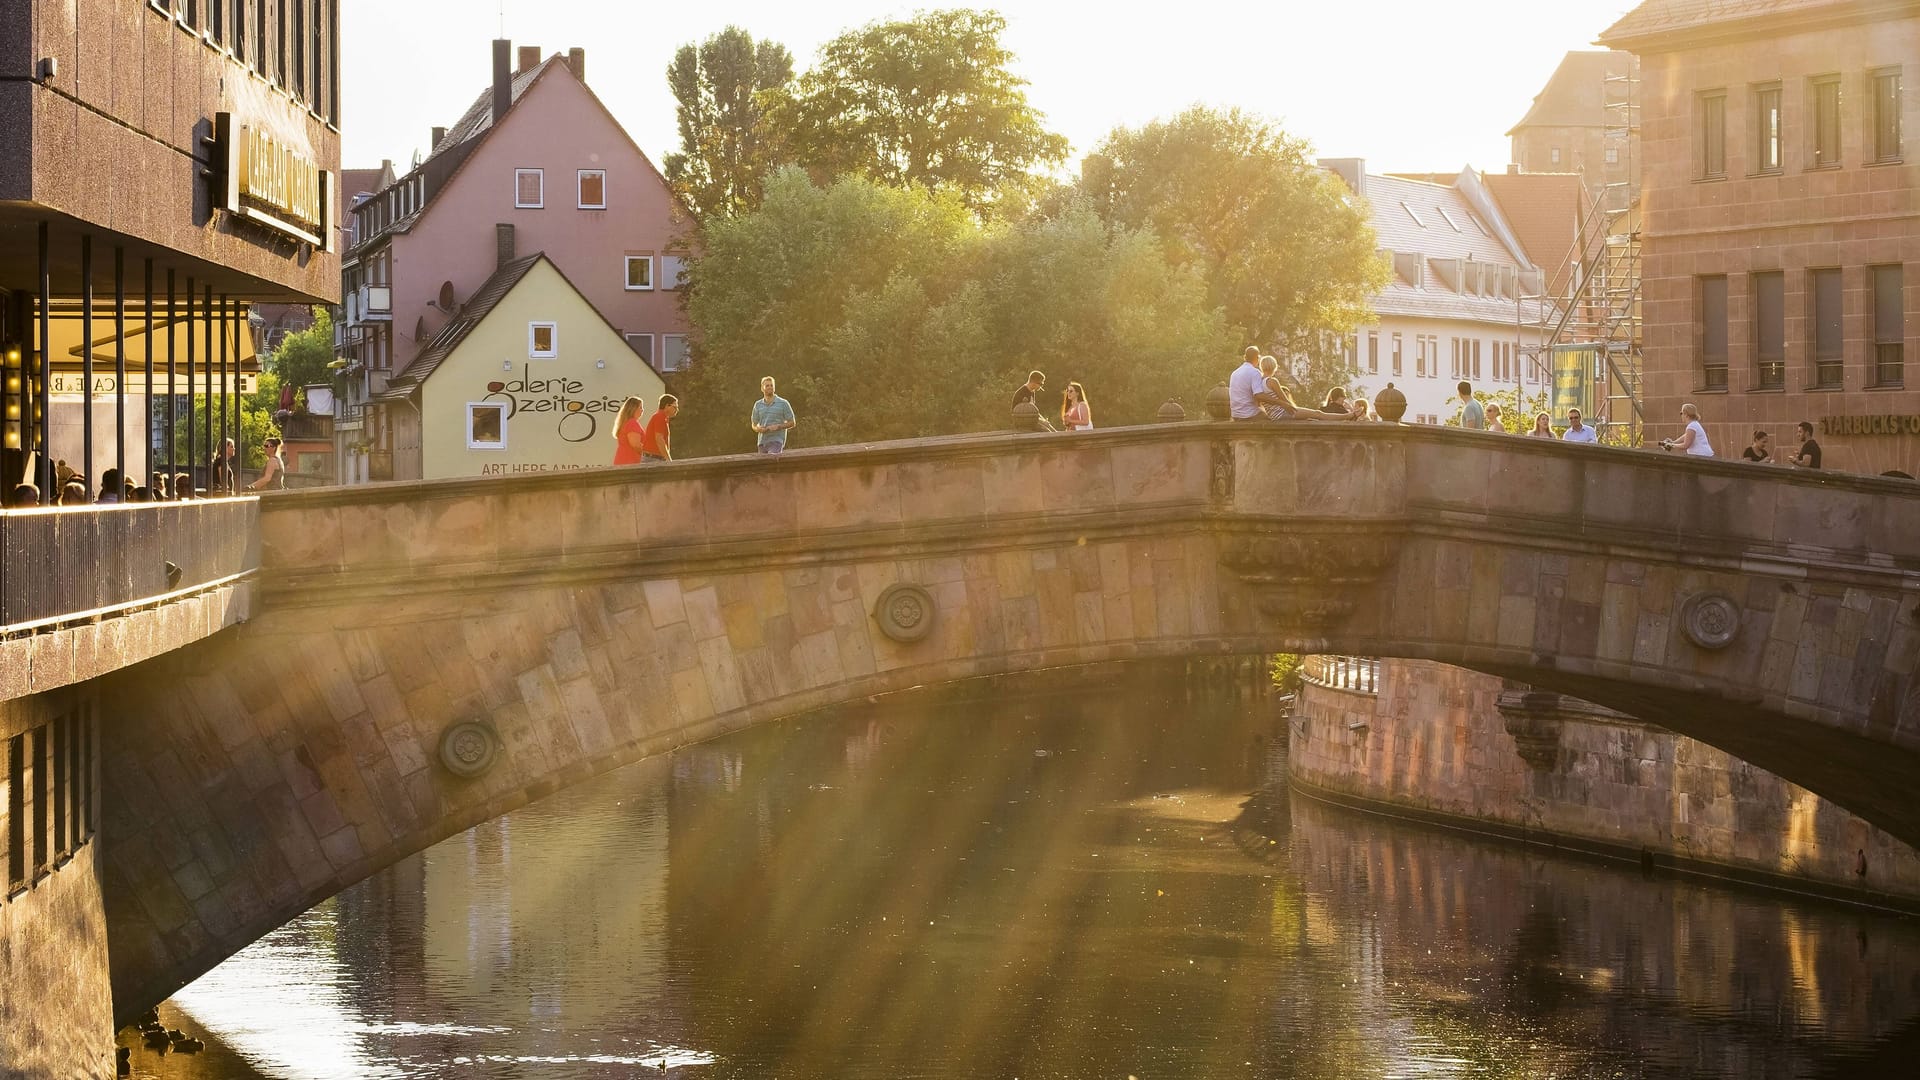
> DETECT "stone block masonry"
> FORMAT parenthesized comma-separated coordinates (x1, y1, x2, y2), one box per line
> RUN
(1291, 658, 1920, 906)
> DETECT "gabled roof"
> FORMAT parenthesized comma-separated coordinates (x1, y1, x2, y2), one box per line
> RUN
(1482, 172, 1587, 274)
(1366, 174, 1524, 266)
(380, 252, 645, 398)
(1507, 51, 1629, 135)
(355, 51, 689, 253)
(1599, 0, 1912, 49)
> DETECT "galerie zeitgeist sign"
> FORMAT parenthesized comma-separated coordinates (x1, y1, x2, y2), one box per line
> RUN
(212, 113, 333, 250)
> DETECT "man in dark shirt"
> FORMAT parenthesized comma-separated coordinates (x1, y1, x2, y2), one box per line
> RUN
(1012, 370, 1055, 430)
(1791, 420, 1822, 469)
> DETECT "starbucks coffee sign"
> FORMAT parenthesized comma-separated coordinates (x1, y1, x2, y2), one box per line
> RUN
(1820, 415, 1920, 436)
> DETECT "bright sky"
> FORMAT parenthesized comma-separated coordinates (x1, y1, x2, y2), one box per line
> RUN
(341, 0, 1639, 180)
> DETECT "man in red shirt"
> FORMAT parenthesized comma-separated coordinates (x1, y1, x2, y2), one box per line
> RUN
(641, 394, 679, 462)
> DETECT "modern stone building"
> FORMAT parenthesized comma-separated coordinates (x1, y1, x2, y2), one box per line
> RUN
(0, 2, 339, 496)
(1, 3, 340, 1076)
(1319, 161, 1556, 427)
(332, 41, 692, 485)
(1601, 0, 1918, 473)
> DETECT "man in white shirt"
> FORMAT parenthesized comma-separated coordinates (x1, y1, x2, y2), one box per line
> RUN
(1561, 408, 1598, 444)
(1228, 346, 1278, 420)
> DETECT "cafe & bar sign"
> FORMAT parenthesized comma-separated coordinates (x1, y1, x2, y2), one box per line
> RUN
(212, 113, 333, 250)
(1820, 415, 1920, 436)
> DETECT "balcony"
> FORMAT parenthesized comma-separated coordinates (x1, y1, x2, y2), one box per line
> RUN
(279, 413, 335, 442)
(347, 283, 392, 324)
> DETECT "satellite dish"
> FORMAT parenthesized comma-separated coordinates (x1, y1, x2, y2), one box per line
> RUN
(438, 280, 457, 310)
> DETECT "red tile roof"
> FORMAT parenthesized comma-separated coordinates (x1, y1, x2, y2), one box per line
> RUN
(1599, 0, 1914, 48)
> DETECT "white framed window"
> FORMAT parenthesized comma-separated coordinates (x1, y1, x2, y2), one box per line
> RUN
(578, 169, 607, 209)
(529, 322, 557, 358)
(625, 333, 654, 365)
(515, 168, 544, 208)
(624, 254, 653, 291)
(467, 403, 507, 450)
(1550, 146, 1563, 165)
(660, 333, 690, 372)
(659, 255, 687, 290)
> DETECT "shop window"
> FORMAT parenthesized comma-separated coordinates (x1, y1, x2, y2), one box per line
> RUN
(467, 403, 507, 449)
(625, 255, 653, 291)
(515, 168, 544, 209)
(578, 169, 607, 209)
(528, 322, 557, 358)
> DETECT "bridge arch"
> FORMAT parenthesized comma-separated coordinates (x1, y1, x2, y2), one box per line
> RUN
(98, 423, 1920, 1017)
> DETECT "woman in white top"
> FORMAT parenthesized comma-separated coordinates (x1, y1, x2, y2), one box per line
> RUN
(1061, 382, 1092, 431)
(1662, 402, 1715, 457)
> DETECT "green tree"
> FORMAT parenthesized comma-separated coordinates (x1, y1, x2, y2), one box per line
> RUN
(1081, 107, 1388, 360)
(662, 26, 796, 220)
(676, 171, 1234, 455)
(268, 308, 334, 394)
(190, 369, 279, 469)
(1442, 385, 1552, 434)
(770, 9, 1068, 213)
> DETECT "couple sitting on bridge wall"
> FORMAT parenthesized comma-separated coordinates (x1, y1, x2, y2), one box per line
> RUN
(1228, 345, 1369, 423)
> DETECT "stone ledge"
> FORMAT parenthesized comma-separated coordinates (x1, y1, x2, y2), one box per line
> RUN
(0, 582, 253, 703)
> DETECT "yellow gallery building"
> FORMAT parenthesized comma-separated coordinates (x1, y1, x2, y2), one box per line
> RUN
(378, 254, 665, 480)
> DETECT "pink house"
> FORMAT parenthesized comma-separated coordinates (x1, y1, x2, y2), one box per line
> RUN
(334, 40, 692, 483)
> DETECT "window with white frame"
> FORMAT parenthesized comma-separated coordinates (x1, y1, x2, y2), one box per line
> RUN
(515, 168, 544, 208)
(468, 403, 507, 449)
(625, 333, 654, 365)
(529, 322, 557, 358)
(578, 169, 607, 209)
(660, 333, 690, 371)
(625, 254, 653, 290)
(659, 255, 687, 290)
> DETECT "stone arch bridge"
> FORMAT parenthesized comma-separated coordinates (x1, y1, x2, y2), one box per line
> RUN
(99, 423, 1920, 1017)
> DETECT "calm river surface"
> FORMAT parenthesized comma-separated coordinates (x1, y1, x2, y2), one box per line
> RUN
(123, 666, 1920, 1079)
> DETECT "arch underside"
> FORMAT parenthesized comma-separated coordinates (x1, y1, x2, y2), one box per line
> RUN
(100, 628, 1920, 1021)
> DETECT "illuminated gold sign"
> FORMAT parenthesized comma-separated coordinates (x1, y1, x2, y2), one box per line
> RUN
(213, 112, 333, 251)
(49, 372, 258, 396)
(1820, 415, 1920, 436)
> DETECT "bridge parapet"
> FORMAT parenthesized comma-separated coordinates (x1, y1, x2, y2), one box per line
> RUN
(1, 501, 259, 701)
(93, 422, 1920, 1018)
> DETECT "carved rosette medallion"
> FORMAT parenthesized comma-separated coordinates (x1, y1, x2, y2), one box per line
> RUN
(438, 721, 500, 779)
(1220, 534, 1400, 629)
(874, 583, 937, 643)
(1680, 592, 1740, 650)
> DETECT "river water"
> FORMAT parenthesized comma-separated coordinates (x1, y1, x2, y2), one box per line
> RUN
(122, 665, 1920, 1079)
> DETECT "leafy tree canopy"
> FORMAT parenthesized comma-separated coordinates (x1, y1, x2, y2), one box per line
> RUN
(268, 307, 334, 394)
(769, 9, 1068, 213)
(663, 26, 796, 220)
(674, 170, 1234, 455)
(1080, 106, 1388, 357)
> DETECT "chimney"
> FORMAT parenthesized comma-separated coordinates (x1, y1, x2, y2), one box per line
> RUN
(566, 47, 585, 83)
(517, 45, 541, 73)
(1316, 157, 1366, 202)
(430, 126, 446, 149)
(495, 224, 515, 270)
(492, 39, 511, 123)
